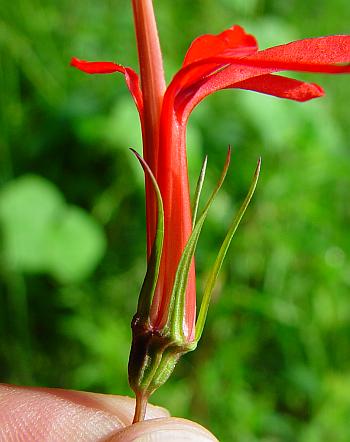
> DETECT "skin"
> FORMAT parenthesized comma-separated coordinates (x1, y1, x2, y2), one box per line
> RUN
(0, 384, 217, 441)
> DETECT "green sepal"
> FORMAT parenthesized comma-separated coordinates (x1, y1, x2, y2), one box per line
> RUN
(130, 149, 164, 320)
(192, 155, 208, 226)
(167, 148, 231, 341)
(195, 158, 261, 342)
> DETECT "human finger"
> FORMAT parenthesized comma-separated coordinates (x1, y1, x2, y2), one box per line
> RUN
(0, 383, 168, 441)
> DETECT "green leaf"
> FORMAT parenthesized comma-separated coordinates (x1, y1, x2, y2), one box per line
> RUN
(0, 175, 64, 271)
(0, 174, 106, 283)
(195, 158, 261, 342)
(168, 149, 231, 341)
(130, 149, 164, 319)
(192, 155, 208, 227)
(47, 206, 106, 284)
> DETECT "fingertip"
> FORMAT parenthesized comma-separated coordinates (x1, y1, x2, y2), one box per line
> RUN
(109, 417, 218, 442)
(0, 384, 169, 441)
(88, 393, 170, 423)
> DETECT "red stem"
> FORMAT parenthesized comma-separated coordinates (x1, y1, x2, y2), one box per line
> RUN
(131, 0, 166, 255)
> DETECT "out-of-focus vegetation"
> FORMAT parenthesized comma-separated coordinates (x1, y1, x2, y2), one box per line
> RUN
(1, 0, 350, 440)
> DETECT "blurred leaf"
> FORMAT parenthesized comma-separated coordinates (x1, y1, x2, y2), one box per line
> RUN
(0, 175, 106, 283)
(0, 175, 64, 271)
(47, 206, 106, 284)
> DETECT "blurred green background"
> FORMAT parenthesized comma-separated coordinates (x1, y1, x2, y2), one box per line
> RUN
(1, 0, 350, 440)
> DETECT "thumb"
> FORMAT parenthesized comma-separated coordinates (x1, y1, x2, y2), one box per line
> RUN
(110, 417, 218, 441)
(0, 384, 217, 441)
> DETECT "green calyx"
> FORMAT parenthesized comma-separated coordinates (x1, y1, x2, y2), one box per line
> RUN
(128, 147, 261, 403)
(128, 315, 197, 399)
(128, 149, 196, 399)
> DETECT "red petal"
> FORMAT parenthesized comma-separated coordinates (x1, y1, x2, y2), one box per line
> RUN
(70, 57, 143, 114)
(183, 25, 258, 66)
(169, 35, 350, 121)
(231, 74, 324, 102)
(181, 25, 258, 88)
(256, 35, 350, 64)
(70, 57, 124, 74)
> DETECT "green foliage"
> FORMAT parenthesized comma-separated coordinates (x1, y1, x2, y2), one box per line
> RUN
(0, 175, 106, 283)
(1, 0, 350, 441)
(0, 175, 65, 272)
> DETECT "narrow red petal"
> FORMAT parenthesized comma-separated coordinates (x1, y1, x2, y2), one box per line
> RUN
(180, 26, 258, 91)
(123, 68, 144, 115)
(169, 35, 350, 122)
(231, 74, 324, 102)
(183, 25, 258, 66)
(70, 57, 125, 74)
(71, 57, 143, 114)
(256, 35, 350, 65)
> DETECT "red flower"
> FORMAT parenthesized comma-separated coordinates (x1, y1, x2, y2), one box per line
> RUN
(71, 1, 350, 421)
(71, 26, 350, 338)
